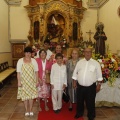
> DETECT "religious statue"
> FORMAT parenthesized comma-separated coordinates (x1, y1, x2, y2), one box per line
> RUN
(46, 15, 65, 43)
(34, 21, 39, 43)
(94, 22, 107, 56)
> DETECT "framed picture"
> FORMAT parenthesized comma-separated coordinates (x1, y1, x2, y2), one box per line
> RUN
(12, 43, 25, 58)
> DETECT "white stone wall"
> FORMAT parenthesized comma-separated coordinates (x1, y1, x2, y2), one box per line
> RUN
(99, 0, 120, 53)
(10, 0, 29, 40)
(1, 0, 120, 55)
(0, 0, 12, 65)
(0, 0, 9, 52)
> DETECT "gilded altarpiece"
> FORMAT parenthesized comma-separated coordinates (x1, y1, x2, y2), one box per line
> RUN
(25, 0, 86, 56)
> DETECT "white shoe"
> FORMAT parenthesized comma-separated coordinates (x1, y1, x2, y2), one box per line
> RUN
(30, 112, 34, 116)
(25, 112, 29, 116)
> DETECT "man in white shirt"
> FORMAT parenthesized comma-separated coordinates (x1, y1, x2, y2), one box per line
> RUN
(72, 48, 103, 120)
(43, 40, 53, 60)
(36, 40, 53, 60)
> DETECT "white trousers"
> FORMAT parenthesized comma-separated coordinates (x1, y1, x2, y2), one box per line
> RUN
(52, 90, 63, 110)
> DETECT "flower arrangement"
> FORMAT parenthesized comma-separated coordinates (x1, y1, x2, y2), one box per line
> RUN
(93, 53, 120, 86)
(77, 39, 85, 56)
(77, 38, 95, 57)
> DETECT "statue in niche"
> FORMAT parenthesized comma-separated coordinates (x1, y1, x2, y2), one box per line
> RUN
(94, 22, 107, 56)
(73, 22, 78, 41)
(34, 21, 39, 43)
(45, 14, 65, 43)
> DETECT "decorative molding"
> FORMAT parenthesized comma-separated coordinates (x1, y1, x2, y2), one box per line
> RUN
(0, 52, 11, 54)
(87, 0, 109, 8)
(4, 0, 22, 5)
(9, 39, 28, 43)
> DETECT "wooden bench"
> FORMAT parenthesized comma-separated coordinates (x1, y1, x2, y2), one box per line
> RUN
(0, 62, 16, 96)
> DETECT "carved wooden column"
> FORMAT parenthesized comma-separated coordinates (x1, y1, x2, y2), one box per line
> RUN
(24, 4, 40, 45)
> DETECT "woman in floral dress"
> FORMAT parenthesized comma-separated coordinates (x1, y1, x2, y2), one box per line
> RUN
(36, 49, 52, 111)
(17, 46, 38, 116)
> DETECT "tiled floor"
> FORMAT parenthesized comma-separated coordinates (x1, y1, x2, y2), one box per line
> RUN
(0, 77, 120, 120)
(0, 77, 38, 120)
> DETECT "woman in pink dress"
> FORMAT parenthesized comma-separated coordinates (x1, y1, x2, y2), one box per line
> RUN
(36, 49, 52, 111)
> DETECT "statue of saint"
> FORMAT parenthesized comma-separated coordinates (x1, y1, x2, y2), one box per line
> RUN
(94, 22, 107, 56)
(46, 15, 65, 43)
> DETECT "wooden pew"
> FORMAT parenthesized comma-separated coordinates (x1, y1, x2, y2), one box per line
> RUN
(0, 62, 16, 96)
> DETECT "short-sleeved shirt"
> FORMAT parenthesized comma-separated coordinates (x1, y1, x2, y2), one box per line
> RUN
(72, 58, 103, 86)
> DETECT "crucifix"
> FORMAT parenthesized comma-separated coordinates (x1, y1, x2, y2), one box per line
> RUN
(86, 30, 94, 41)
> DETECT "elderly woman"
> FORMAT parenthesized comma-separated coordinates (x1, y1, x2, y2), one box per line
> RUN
(66, 48, 79, 111)
(17, 46, 38, 116)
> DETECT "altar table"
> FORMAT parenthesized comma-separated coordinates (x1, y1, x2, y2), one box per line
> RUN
(95, 78, 120, 107)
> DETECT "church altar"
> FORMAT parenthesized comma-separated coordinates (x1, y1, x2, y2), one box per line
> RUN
(24, 0, 87, 57)
(95, 78, 120, 107)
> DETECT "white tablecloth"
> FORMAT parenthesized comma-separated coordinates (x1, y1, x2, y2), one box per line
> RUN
(95, 78, 120, 107)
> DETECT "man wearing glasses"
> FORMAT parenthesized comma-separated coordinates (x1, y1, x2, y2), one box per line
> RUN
(72, 48, 103, 120)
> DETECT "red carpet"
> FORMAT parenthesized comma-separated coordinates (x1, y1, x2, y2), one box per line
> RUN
(37, 98, 77, 120)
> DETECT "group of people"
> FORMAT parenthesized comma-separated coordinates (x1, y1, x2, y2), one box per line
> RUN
(16, 40, 103, 120)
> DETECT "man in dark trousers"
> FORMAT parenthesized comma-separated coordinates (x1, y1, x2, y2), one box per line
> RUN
(72, 48, 103, 120)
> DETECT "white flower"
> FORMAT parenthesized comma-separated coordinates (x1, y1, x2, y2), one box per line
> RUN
(98, 59, 102, 63)
(101, 64, 104, 68)
(111, 58, 116, 62)
(63, 45, 65, 47)
(32, 45, 36, 49)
